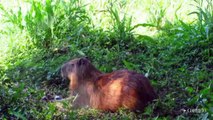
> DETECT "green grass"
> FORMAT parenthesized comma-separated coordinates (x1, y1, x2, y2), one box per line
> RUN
(0, 0, 212, 119)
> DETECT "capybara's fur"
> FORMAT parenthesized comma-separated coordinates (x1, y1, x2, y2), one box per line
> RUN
(61, 57, 157, 112)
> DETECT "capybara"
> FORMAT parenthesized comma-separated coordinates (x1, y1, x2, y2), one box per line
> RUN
(61, 57, 157, 112)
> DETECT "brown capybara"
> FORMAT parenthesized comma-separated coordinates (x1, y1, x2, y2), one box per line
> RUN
(61, 57, 157, 112)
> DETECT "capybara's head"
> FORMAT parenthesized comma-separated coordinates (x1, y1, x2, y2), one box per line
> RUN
(61, 57, 100, 91)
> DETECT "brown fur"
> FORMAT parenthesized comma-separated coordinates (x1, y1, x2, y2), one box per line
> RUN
(61, 57, 157, 112)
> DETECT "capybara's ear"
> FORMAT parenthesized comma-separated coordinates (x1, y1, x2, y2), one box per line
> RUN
(84, 56, 91, 62)
(78, 58, 86, 66)
(85, 56, 89, 60)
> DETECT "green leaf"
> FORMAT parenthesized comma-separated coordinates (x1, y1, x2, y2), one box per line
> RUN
(130, 23, 156, 31)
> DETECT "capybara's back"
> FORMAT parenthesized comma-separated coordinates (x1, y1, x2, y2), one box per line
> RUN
(89, 70, 157, 111)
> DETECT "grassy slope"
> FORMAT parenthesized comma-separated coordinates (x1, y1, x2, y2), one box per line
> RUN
(0, 0, 212, 119)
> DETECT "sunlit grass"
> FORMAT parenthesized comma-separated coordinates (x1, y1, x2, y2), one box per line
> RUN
(0, 0, 202, 58)
(83, 0, 199, 35)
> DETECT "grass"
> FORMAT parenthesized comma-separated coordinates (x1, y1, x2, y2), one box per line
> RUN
(0, 0, 212, 119)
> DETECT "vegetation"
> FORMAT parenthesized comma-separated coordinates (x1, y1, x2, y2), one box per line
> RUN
(0, 0, 212, 119)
